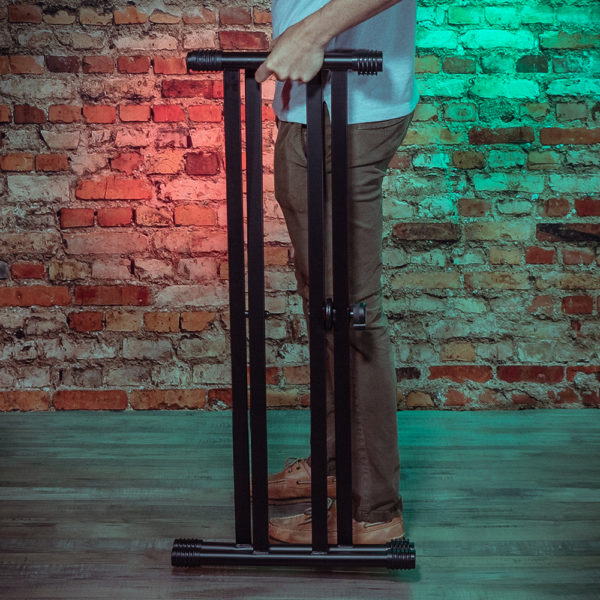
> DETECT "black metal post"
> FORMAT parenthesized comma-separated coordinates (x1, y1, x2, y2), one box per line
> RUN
(245, 68, 269, 552)
(330, 69, 353, 547)
(223, 69, 251, 546)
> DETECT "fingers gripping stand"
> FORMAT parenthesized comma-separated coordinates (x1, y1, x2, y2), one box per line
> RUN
(171, 50, 416, 570)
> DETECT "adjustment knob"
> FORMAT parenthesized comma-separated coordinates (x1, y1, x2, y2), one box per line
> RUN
(349, 302, 366, 329)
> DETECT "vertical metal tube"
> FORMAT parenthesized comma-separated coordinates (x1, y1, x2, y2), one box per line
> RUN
(330, 70, 353, 546)
(306, 72, 329, 552)
(223, 69, 251, 545)
(245, 69, 269, 552)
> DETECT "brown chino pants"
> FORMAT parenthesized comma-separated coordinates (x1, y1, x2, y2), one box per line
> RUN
(274, 106, 414, 523)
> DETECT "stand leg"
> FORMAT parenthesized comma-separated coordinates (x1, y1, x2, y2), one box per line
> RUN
(223, 69, 251, 546)
(306, 72, 329, 553)
(330, 70, 353, 546)
(245, 69, 269, 551)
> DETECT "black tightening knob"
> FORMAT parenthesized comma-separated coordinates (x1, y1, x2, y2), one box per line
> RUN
(350, 302, 367, 330)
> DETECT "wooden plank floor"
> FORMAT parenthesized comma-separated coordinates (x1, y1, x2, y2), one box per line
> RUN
(0, 410, 599, 599)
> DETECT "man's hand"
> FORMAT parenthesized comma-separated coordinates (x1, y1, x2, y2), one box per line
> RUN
(255, 0, 402, 84)
(255, 21, 326, 84)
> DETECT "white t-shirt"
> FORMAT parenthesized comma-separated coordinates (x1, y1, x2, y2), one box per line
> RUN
(271, 0, 419, 124)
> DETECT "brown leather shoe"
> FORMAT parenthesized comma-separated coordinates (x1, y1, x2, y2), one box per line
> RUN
(250, 457, 337, 505)
(268, 499, 405, 545)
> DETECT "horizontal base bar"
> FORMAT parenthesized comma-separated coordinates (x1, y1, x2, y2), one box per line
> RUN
(172, 538, 416, 570)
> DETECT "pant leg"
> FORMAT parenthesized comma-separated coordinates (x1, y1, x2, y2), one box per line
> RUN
(274, 108, 414, 522)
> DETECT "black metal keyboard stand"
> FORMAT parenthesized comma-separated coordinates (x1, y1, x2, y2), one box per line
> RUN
(171, 49, 416, 570)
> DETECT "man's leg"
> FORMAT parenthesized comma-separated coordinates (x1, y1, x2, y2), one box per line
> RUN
(274, 108, 414, 523)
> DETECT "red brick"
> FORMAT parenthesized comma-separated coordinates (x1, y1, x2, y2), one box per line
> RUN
(46, 55, 80, 73)
(180, 311, 217, 331)
(574, 196, 600, 217)
(561, 295, 593, 314)
(188, 104, 222, 122)
(185, 151, 220, 175)
(566, 365, 600, 382)
(253, 9, 272, 24)
(428, 365, 493, 382)
(53, 390, 128, 410)
(389, 153, 412, 170)
(0, 391, 50, 411)
(113, 6, 147, 24)
(444, 389, 469, 407)
(110, 152, 144, 174)
(174, 205, 217, 226)
(1, 152, 35, 171)
(97, 207, 133, 227)
(552, 388, 579, 405)
(143, 312, 180, 332)
(68, 311, 103, 332)
(135, 206, 172, 226)
(162, 79, 214, 98)
(497, 365, 564, 383)
(36, 153, 69, 171)
(83, 105, 117, 124)
(117, 55, 151, 74)
(153, 56, 187, 75)
(130, 389, 208, 410)
(0, 286, 71, 307)
(152, 104, 186, 122)
(60, 208, 95, 228)
(0, 56, 9, 74)
(525, 246, 555, 264)
(512, 393, 537, 407)
(149, 9, 180, 24)
(544, 197, 570, 217)
(264, 246, 289, 266)
(14, 104, 45, 123)
(119, 104, 151, 122)
(562, 249, 594, 265)
(83, 55, 114, 73)
(469, 126, 534, 144)
(208, 388, 233, 408)
(219, 6, 252, 25)
(11, 262, 45, 279)
(9, 55, 44, 74)
(283, 365, 310, 385)
(182, 8, 215, 24)
(8, 4, 42, 23)
(75, 176, 152, 200)
(582, 391, 600, 407)
(49, 104, 82, 123)
(262, 103, 275, 121)
(527, 295, 554, 316)
(74, 285, 150, 306)
(212, 80, 224, 99)
(540, 128, 600, 145)
(0, 105, 10, 122)
(219, 31, 269, 51)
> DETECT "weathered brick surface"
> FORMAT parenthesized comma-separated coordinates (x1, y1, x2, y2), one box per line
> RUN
(53, 390, 128, 410)
(1, 1, 598, 412)
(46, 56, 80, 73)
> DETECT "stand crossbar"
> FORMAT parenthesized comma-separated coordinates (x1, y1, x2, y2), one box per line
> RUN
(172, 49, 416, 571)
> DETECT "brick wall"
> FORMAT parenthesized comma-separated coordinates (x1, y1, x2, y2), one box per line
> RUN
(0, 0, 599, 412)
